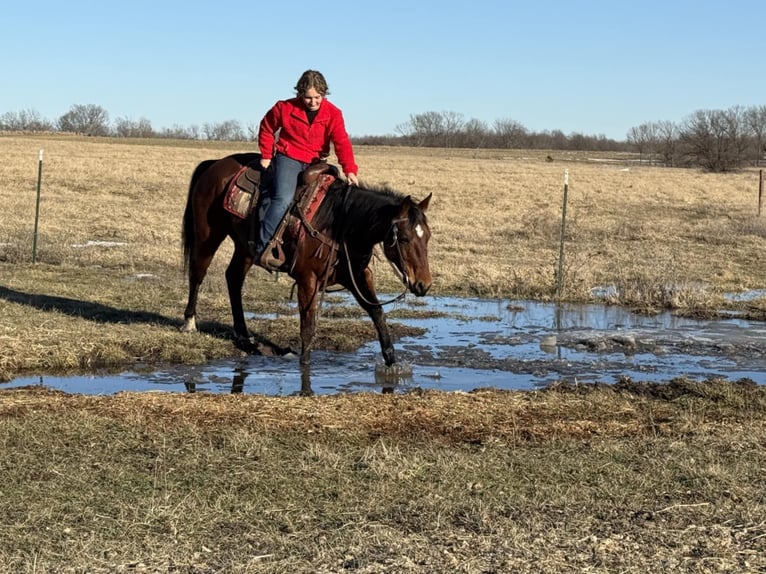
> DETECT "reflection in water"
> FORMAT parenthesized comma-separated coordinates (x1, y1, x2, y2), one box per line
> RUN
(4, 296, 766, 395)
(182, 359, 410, 395)
(185, 364, 250, 394)
(185, 362, 246, 394)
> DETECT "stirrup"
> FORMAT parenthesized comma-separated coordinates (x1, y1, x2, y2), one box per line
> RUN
(257, 236, 286, 271)
(257, 215, 289, 272)
(259, 249, 283, 272)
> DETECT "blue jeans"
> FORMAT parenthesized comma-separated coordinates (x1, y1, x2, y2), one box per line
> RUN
(257, 153, 306, 252)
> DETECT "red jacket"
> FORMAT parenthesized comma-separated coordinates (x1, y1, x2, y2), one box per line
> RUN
(258, 97, 358, 176)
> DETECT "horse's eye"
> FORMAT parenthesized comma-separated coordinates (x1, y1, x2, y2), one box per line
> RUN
(397, 236, 410, 244)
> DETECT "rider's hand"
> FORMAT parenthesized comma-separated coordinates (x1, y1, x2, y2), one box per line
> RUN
(260, 158, 271, 170)
(347, 173, 359, 186)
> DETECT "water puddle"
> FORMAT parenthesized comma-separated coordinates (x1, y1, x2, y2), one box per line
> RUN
(4, 296, 765, 395)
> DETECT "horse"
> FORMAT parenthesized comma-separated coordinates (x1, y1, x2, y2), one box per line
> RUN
(181, 153, 432, 367)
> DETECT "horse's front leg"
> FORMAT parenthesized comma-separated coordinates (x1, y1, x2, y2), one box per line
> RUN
(297, 276, 320, 366)
(351, 267, 396, 366)
(225, 247, 254, 349)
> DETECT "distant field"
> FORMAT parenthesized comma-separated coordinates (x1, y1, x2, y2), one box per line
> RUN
(3, 135, 765, 297)
(1, 134, 765, 380)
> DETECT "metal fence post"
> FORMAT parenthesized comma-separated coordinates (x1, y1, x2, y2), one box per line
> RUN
(556, 169, 569, 300)
(32, 149, 44, 263)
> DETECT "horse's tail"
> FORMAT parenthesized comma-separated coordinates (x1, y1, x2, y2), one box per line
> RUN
(182, 159, 217, 272)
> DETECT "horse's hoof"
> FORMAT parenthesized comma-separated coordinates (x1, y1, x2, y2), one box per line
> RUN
(180, 317, 197, 333)
(233, 335, 256, 352)
(280, 344, 299, 358)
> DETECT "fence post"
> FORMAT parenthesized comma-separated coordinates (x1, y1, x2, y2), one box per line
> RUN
(556, 169, 569, 300)
(32, 149, 43, 263)
(759, 169, 763, 216)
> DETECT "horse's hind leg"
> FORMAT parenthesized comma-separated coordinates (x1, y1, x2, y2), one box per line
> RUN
(225, 245, 254, 348)
(183, 233, 226, 333)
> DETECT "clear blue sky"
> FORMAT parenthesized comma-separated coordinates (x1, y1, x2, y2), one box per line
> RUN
(2, 0, 764, 141)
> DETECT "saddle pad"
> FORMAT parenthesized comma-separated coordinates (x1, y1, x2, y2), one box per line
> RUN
(223, 165, 260, 219)
(290, 173, 335, 239)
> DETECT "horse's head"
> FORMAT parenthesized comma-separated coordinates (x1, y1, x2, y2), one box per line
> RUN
(383, 193, 433, 297)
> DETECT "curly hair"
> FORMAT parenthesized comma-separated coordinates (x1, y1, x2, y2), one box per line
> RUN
(294, 70, 330, 97)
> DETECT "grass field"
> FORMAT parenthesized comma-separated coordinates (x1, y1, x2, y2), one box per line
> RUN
(2, 381, 765, 573)
(1, 135, 766, 572)
(1, 134, 765, 381)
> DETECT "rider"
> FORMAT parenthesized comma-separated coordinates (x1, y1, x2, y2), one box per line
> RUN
(255, 69, 359, 270)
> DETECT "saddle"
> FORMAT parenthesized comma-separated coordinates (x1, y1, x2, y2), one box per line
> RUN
(259, 162, 339, 271)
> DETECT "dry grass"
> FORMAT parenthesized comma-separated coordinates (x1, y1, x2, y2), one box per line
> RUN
(2, 134, 766, 380)
(1, 380, 765, 573)
(3, 136, 766, 571)
(3, 135, 765, 298)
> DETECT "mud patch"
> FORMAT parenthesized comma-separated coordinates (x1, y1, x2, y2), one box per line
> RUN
(4, 296, 766, 395)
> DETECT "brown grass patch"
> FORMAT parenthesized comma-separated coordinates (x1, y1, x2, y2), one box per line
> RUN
(3, 137, 766, 572)
(1, 381, 765, 573)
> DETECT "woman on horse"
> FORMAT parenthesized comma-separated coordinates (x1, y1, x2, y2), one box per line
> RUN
(255, 69, 359, 270)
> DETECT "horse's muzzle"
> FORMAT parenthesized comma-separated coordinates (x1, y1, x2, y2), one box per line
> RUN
(410, 280, 431, 297)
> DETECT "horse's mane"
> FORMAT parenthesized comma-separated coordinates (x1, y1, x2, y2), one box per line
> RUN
(311, 180, 426, 245)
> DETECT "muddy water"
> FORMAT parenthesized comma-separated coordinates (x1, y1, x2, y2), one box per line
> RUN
(5, 296, 766, 395)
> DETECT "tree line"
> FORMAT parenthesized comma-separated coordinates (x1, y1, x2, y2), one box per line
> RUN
(0, 105, 257, 142)
(2, 103, 764, 172)
(626, 105, 766, 171)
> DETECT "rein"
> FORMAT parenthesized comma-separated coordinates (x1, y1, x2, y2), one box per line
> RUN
(342, 217, 410, 307)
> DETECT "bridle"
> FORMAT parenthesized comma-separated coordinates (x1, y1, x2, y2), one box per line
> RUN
(343, 216, 411, 307)
(385, 216, 411, 283)
(295, 183, 421, 310)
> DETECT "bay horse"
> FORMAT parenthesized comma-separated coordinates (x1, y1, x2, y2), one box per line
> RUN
(181, 153, 432, 367)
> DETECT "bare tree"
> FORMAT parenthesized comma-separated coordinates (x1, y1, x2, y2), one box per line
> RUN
(158, 124, 198, 139)
(461, 117, 489, 148)
(203, 120, 245, 141)
(407, 111, 445, 146)
(114, 116, 154, 138)
(58, 104, 110, 136)
(533, 129, 567, 150)
(626, 126, 644, 162)
(394, 120, 414, 142)
(680, 109, 717, 169)
(246, 121, 260, 142)
(440, 111, 464, 147)
(493, 118, 528, 148)
(745, 105, 766, 166)
(627, 122, 659, 164)
(569, 132, 593, 151)
(680, 108, 747, 172)
(0, 108, 54, 131)
(724, 106, 750, 166)
(655, 120, 678, 166)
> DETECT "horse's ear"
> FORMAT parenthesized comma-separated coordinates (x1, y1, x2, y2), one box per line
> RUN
(418, 193, 432, 212)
